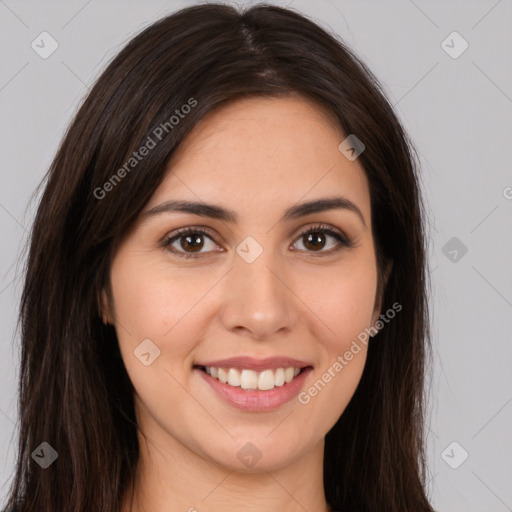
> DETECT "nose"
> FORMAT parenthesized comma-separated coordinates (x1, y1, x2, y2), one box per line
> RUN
(218, 249, 297, 340)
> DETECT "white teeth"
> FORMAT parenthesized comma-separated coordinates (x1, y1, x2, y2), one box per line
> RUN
(257, 369, 275, 391)
(284, 367, 295, 383)
(201, 365, 304, 390)
(274, 368, 285, 386)
(240, 369, 258, 390)
(228, 368, 241, 387)
(218, 368, 228, 383)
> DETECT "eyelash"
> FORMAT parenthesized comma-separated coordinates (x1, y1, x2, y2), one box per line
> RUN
(162, 223, 354, 260)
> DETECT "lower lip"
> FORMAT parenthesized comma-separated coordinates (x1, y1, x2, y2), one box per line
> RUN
(195, 367, 312, 412)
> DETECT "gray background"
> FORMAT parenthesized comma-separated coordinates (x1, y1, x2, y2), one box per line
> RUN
(1, 0, 511, 510)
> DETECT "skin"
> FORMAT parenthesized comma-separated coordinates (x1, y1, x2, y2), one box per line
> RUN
(103, 96, 391, 512)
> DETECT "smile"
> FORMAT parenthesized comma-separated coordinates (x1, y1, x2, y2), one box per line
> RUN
(194, 364, 313, 412)
(200, 365, 303, 391)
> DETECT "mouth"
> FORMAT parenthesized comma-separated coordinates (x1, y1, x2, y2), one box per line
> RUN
(193, 363, 313, 411)
(193, 364, 312, 391)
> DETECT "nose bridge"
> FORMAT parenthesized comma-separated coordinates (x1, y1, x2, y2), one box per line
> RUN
(219, 243, 295, 338)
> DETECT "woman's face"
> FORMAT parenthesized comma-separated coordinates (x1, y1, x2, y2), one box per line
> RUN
(104, 96, 384, 472)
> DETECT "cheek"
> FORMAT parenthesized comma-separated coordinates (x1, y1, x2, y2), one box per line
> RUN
(296, 265, 374, 426)
(107, 253, 192, 379)
(295, 253, 378, 351)
(108, 258, 200, 414)
(110, 252, 203, 337)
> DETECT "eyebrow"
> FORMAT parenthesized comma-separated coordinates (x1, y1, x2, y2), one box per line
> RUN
(142, 197, 366, 227)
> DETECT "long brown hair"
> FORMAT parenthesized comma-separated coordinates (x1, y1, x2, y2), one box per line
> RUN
(3, 3, 435, 511)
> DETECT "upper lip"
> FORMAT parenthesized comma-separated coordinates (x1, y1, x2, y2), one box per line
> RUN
(194, 356, 313, 372)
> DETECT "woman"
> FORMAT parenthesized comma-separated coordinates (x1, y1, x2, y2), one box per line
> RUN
(3, 3, 435, 511)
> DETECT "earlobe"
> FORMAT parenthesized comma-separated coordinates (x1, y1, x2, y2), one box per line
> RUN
(371, 259, 394, 326)
(98, 288, 112, 325)
(383, 260, 393, 288)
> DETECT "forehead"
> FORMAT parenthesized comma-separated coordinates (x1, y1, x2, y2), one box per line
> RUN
(146, 96, 371, 224)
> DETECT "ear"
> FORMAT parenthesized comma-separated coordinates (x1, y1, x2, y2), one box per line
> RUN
(98, 287, 113, 325)
(371, 259, 393, 326)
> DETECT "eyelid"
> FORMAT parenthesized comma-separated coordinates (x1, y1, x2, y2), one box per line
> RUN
(294, 222, 350, 243)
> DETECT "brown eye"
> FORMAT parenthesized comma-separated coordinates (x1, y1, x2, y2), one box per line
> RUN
(302, 232, 328, 251)
(179, 234, 205, 252)
(163, 228, 219, 259)
(293, 224, 353, 254)
(162, 223, 353, 260)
